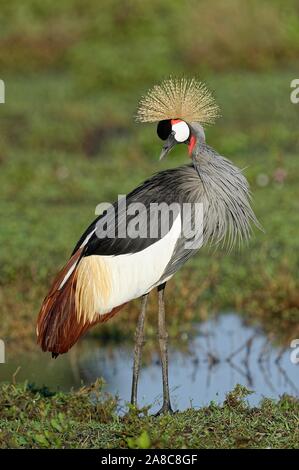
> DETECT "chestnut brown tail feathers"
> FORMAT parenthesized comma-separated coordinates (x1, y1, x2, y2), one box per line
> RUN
(37, 250, 123, 355)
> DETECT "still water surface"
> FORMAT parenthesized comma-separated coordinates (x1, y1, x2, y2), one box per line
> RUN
(1, 314, 298, 413)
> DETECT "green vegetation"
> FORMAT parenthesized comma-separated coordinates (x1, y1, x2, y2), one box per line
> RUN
(1, 0, 299, 449)
(1, 382, 298, 448)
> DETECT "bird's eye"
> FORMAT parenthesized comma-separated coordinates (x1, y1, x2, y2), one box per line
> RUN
(157, 120, 172, 140)
(172, 121, 190, 143)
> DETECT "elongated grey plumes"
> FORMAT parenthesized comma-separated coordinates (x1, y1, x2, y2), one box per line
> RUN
(149, 148, 261, 282)
(193, 146, 261, 251)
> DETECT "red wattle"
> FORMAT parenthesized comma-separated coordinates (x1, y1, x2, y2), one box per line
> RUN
(188, 135, 196, 156)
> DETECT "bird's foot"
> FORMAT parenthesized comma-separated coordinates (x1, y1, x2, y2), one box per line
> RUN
(154, 403, 176, 417)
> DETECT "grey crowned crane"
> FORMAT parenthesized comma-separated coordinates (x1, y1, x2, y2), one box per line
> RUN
(37, 78, 260, 415)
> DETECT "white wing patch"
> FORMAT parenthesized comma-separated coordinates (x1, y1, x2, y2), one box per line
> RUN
(93, 214, 181, 314)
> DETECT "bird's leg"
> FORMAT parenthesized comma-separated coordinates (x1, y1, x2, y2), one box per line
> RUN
(131, 293, 148, 408)
(155, 282, 174, 416)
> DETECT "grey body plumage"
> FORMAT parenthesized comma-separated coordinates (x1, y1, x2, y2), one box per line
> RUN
(75, 148, 259, 281)
(158, 144, 260, 283)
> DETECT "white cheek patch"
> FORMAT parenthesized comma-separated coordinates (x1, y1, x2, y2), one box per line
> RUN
(172, 121, 190, 143)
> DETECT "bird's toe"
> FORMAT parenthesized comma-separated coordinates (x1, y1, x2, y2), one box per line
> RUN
(154, 404, 176, 417)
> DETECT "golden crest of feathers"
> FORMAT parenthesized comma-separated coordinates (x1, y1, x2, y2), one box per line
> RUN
(136, 77, 220, 125)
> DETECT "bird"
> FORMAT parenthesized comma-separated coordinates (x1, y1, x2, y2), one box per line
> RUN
(37, 77, 260, 415)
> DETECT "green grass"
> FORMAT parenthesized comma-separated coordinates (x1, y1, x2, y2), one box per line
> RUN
(1, 382, 298, 449)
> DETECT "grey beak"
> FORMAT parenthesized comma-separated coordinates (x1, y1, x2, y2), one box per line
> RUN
(159, 132, 176, 160)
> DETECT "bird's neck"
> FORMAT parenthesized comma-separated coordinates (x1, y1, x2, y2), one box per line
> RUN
(189, 137, 209, 166)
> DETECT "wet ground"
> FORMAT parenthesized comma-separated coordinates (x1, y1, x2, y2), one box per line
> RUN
(1, 313, 298, 413)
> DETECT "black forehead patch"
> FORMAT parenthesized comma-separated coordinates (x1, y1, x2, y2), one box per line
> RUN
(157, 120, 172, 141)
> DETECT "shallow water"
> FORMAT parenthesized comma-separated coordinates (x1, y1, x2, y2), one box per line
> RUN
(1, 313, 298, 413)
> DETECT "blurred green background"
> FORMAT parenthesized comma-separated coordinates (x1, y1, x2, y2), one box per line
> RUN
(0, 0, 299, 352)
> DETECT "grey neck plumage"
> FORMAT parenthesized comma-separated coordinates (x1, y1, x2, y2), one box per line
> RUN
(186, 123, 261, 250)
